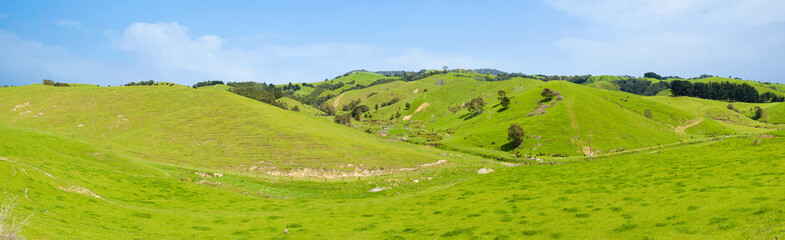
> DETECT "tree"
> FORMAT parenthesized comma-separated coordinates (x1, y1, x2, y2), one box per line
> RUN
(643, 72, 663, 80)
(374, 104, 378, 110)
(497, 90, 511, 108)
(751, 106, 766, 121)
(405, 102, 411, 110)
(291, 105, 300, 112)
(507, 123, 525, 147)
(334, 115, 352, 126)
(351, 105, 370, 121)
(43, 79, 54, 86)
(467, 97, 486, 114)
(644, 109, 652, 119)
(541, 88, 559, 102)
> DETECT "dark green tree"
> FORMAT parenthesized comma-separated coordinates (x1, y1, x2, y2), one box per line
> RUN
(507, 123, 525, 147)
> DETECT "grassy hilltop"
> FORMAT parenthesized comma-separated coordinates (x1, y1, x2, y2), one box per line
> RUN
(1, 70, 785, 239)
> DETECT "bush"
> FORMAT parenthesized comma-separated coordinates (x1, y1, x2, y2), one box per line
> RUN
(466, 97, 486, 114)
(334, 115, 352, 126)
(541, 88, 559, 102)
(644, 109, 652, 119)
(507, 124, 525, 147)
(291, 105, 300, 112)
(726, 104, 737, 112)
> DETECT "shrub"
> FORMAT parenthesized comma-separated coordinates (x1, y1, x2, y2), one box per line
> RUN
(291, 106, 300, 112)
(1, 198, 31, 240)
(334, 115, 352, 126)
(466, 97, 486, 114)
(498, 90, 510, 108)
(507, 124, 525, 147)
(541, 88, 559, 102)
(644, 109, 652, 119)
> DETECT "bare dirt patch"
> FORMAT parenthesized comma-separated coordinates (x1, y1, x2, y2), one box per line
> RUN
(403, 102, 430, 121)
(674, 118, 703, 134)
(332, 94, 344, 108)
(11, 102, 29, 112)
(250, 159, 448, 178)
(58, 185, 101, 198)
(477, 168, 494, 174)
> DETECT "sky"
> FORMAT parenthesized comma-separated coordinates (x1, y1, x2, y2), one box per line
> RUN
(0, 0, 784, 86)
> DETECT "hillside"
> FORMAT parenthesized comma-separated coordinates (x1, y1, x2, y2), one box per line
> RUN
(0, 84, 470, 172)
(318, 72, 783, 160)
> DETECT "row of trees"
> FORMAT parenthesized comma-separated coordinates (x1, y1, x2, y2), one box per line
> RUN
(124, 80, 156, 86)
(670, 80, 783, 103)
(612, 79, 670, 96)
(43, 79, 70, 87)
(192, 80, 224, 88)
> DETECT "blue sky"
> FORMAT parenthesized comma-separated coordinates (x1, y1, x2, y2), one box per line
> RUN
(1, 0, 784, 86)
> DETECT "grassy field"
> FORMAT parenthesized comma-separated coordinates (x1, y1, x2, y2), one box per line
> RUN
(0, 84, 462, 171)
(2, 124, 785, 239)
(2, 74, 785, 239)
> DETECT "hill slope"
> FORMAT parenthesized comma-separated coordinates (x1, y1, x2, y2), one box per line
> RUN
(0, 84, 458, 171)
(3, 124, 785, 239)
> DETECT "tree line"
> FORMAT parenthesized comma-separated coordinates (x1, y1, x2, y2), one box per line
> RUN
(670, 80, 784, 103)
(226, 81, 289, 109)
(43, 79, 70, 87)
(192, 80, 224, 88)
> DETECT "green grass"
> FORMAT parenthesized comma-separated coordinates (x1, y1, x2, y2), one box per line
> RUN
(0, 84, 464, 171)
(3, 124, 785, 239)
(277, 97, 324, 116)
(324, 73, 784, 160)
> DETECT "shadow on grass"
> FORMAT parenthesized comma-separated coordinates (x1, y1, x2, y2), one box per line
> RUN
(460, 112, 481, 120)
(500, 141, 519, 151)
(497, 107, 509, 113)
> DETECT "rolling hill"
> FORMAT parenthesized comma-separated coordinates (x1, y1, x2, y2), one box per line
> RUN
(0, 84, 472, 173)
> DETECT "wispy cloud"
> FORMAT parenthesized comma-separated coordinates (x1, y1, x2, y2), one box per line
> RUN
(54, 19, 90, 32)
(0, 13, 7, 19)
(543, 0, 785, 79)
(0, 30, 103, 85)
(111, 22, 491, 84)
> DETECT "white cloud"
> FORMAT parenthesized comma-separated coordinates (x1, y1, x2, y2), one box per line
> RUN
(0, 30, 102, 85)
(115, 22, 259, 81)
(112, 22, 491, 84)
(544, 0, 785, 80)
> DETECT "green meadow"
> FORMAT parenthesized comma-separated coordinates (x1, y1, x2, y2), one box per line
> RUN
(2, 71, 785, 239)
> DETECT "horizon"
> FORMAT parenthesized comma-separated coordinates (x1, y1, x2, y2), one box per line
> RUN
(1, 0, 784, 86)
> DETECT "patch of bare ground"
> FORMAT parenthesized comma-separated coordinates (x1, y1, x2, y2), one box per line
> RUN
(58, 185, 101, 198)
(674, 118, 703, 134)
(527, 91, 562, 117)
(241, 159, 448, 178)
(403, 102, 430, 121)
